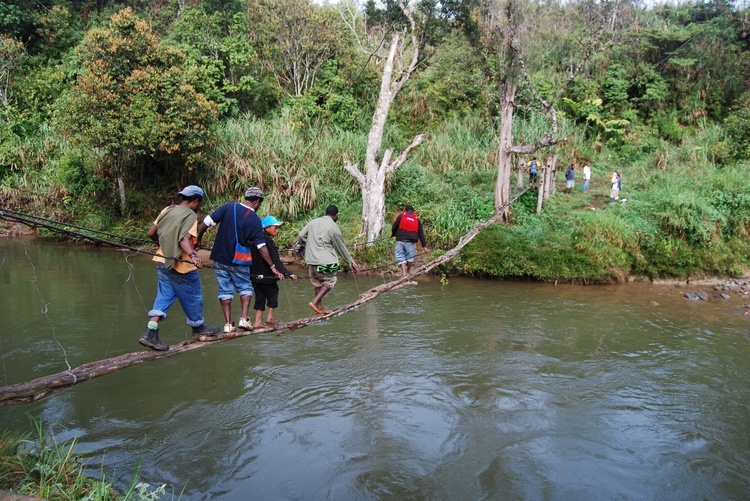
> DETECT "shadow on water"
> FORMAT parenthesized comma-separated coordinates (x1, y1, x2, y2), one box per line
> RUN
(2, 237, 750, 499)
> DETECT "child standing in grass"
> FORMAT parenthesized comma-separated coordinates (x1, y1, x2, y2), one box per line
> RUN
(251, 215, 297, 328)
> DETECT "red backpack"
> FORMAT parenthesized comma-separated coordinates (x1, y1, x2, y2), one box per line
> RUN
(398, 212, 419, 233)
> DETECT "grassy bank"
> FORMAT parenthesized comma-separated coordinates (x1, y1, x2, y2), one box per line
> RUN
(0, 419, 166, 500)
(1, 116, 748, 283)
(458, 126, 750, 282)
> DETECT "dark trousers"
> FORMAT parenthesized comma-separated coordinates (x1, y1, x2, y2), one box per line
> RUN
(252, 281, 279, 310)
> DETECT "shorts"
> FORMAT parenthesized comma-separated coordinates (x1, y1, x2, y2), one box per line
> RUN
(566, 179, 575, 189)
(214, 262, 254, 301)
(253, 281, 279, 310)
(395, 240, 416, 265)
(308, 265, 337, 290)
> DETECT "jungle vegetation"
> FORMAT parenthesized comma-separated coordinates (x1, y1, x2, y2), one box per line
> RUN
(1, 0, 749, 282)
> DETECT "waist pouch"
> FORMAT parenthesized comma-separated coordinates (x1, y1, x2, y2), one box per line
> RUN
(316, 263, 341, 275)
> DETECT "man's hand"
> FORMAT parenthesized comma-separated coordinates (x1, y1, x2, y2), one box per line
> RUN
(190, 253, 203, 269)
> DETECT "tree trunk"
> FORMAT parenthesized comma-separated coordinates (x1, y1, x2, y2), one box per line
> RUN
(494, 82, 517, 219)
(115, 161, 126, 215)
(517, 157, 525, 188)
(0, 188, 528, 407)
(549, 153, 558, 196)
(0, 188, 529, 406)
(343, 1, 423, 244)
(536, 167, 545, 214)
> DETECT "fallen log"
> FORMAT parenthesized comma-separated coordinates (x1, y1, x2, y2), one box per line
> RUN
(0, 273, 419, 406)
(0, 205, 513, 406)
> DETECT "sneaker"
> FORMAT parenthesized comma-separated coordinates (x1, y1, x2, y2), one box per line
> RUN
(192, 324, 220, 339)
(223, 322, 235, 333)
(238, 317, 253, 331)
(139, 328, 168, 351)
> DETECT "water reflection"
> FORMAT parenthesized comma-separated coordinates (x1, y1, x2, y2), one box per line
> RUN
(1, 237, 750, 499)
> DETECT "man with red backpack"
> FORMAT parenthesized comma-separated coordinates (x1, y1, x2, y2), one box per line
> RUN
(391, 205, 430, 278)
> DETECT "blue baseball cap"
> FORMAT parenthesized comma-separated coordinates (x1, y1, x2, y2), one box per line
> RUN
(261, 215, 284, 228)
(178, 185, 205, 198)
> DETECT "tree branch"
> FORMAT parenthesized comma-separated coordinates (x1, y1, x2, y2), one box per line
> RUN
(385, 132, 426, 174)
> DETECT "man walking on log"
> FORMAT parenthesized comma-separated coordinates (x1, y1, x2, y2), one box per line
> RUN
(296, 204, 360, 315)
(196, 187, 284, 333)
(391, 205, 430, 279)
(140, 185, 220, 351)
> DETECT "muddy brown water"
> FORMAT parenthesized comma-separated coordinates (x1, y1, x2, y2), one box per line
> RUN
(1, 237, 750, 500)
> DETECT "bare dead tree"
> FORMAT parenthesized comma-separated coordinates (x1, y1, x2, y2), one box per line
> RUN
(340, 0, 426, 243)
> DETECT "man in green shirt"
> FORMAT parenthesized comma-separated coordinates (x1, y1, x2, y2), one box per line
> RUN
(140, 185, 220, 351)
(297, 205, 360, 315)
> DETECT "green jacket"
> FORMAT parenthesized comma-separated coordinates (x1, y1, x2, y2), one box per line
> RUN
(297, 215, 355, 267)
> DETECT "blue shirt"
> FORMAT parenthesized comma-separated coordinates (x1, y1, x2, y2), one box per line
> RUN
(205, 202, 266, 266)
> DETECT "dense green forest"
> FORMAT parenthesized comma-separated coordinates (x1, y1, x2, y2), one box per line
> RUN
(1, 0, 749, 282)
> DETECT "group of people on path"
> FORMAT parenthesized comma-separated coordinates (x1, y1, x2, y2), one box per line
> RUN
(139, 185, 429, 351)
(563, 162, 593, 194)
(526, 158, 621, 202)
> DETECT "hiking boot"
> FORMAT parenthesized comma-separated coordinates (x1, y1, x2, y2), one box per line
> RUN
(139, 328, 168, 351)
(223, 322, 235, 333)
(192, 324, 220, 339)
(238, 317, 253, 331)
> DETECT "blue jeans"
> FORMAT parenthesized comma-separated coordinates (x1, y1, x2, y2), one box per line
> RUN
(582, 179, 590, 192)
(148, 262, 205, 327)
(395, 240, 416, 265)
(213, 262, 254, 301)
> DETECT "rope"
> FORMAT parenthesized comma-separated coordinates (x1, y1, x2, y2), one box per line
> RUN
(0, 207, 410, 280)
(0, 208, 151, 245)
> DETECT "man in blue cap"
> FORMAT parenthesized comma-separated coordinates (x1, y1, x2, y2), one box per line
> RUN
(140, 185, 220, 351)
(251, 215, 297, 328)
(196, 187, 284, 333)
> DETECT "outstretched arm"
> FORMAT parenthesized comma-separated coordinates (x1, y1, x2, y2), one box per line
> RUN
(257, 246, 285, 280)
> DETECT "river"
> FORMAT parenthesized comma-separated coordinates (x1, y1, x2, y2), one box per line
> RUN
(1, 237, 750, 500)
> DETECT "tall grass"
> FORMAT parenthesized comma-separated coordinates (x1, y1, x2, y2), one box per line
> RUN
(207, 113, 370, 219)
(5, 105, 748, 281)
(0, 419, 168, 500)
